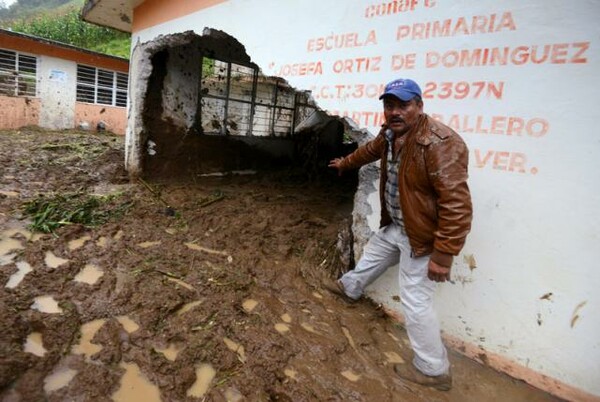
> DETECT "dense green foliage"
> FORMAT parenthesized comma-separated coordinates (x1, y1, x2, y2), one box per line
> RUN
(0, 0, 131, 58)
(0, 0, 85, 22)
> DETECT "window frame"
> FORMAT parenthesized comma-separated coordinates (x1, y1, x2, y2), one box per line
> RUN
(0, 48, 38, 97)
(76, 64, 128, 108)
(198, 56, 313, 137)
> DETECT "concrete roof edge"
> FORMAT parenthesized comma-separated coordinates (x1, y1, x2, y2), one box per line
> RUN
(81, 0, 132, 33)
(0, 28, 129, 63)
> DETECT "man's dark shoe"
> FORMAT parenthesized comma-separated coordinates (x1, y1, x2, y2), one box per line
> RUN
(322, 278, 357, 303)
(393, 364, 452, 391)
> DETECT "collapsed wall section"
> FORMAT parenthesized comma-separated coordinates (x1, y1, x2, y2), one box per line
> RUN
(127, 29, 367, 180)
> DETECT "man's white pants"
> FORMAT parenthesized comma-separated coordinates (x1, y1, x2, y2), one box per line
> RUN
(339, 223, 450, 376)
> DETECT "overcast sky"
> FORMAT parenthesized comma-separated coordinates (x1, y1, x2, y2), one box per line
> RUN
(1, 0, 18, 7)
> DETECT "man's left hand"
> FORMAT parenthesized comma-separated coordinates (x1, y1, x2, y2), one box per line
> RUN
(428, 260, 451, 282)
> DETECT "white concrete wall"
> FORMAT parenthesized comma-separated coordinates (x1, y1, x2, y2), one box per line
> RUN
(132, 0, 600, 398)
(38, 56, 76, 130)
(162, 46, 200, 128)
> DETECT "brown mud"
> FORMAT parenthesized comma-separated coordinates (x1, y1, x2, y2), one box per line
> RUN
(0, 128, 560, 401)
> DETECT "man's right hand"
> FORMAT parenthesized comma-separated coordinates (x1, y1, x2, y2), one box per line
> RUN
(428, 259, 451, 283)
(328, 158, 344, 175)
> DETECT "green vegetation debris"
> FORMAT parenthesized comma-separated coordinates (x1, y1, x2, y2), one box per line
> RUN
(22, 192, 132, 233)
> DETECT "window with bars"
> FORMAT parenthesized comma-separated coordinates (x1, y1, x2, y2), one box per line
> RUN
(76, 64, 128, 107)
(0, 49, 37, 97)
(198, 57, 314, 137)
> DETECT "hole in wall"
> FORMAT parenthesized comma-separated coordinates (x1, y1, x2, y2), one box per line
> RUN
(134, 28, 366, 183)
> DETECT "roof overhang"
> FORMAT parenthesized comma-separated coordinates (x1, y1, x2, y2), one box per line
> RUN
(81, 0, 144, 33)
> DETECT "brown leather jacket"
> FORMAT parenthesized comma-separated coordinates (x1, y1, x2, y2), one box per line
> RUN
(339, 114, 472, 267)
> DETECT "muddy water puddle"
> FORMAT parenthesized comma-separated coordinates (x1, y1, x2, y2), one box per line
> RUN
(43, 367, 77, 393)
(24, 332, 47, 357)
(116, 316, 139, 333)
(71, 317, 138, 361)
(44, 251, 69, 269)
(113, 362, 161, 402)
(68, 235, 91, 251)
(1, 227, 32, 240)
(72, 319, 106, 358)
(0, 236, 24, 257)
(5, 261, 32, 288)
(31, 296, 63, 314)
(0, 252, 17, 266)
(154, 344, 181, 361)
(187, 364, 216, 398)
(73, 264, 103, 285)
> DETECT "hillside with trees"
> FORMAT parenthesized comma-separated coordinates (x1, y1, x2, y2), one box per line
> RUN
(0, 0, 130, 58)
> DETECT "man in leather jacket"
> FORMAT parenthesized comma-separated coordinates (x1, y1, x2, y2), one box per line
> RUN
(326, 78, 472, 391)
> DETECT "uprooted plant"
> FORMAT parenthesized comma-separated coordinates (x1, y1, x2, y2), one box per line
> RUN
(21, 192, 133, 233)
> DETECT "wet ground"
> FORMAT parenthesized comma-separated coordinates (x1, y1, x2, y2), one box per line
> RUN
(0, 128, 562, 401)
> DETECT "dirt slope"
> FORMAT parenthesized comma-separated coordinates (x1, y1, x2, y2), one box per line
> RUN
(0, 128, 560, 401)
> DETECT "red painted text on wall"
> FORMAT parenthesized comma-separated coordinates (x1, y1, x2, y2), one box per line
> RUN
(396, 11, 516, 41)
(307, 30, 377, 52)
(425, 42, 589, 68)
(431, 114, 549, 137)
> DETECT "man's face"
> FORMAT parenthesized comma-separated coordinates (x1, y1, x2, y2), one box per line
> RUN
(383, 96, 423, 136)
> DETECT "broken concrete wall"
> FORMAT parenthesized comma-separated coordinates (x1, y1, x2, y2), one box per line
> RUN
(161, 44, 200, 129)
(127, 29, 353, 180)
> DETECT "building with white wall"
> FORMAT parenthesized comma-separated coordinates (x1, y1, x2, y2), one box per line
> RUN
(0, 29, 128, 134)
(83, 1, 600, 400)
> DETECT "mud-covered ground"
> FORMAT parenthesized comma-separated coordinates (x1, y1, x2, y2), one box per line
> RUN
(0, 128, 560, 401)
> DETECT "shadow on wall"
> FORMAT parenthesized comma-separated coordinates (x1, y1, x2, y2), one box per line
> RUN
(132, 28, 368, 180)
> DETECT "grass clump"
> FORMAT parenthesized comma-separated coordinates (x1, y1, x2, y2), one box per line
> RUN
(22, 192, 132, 233)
